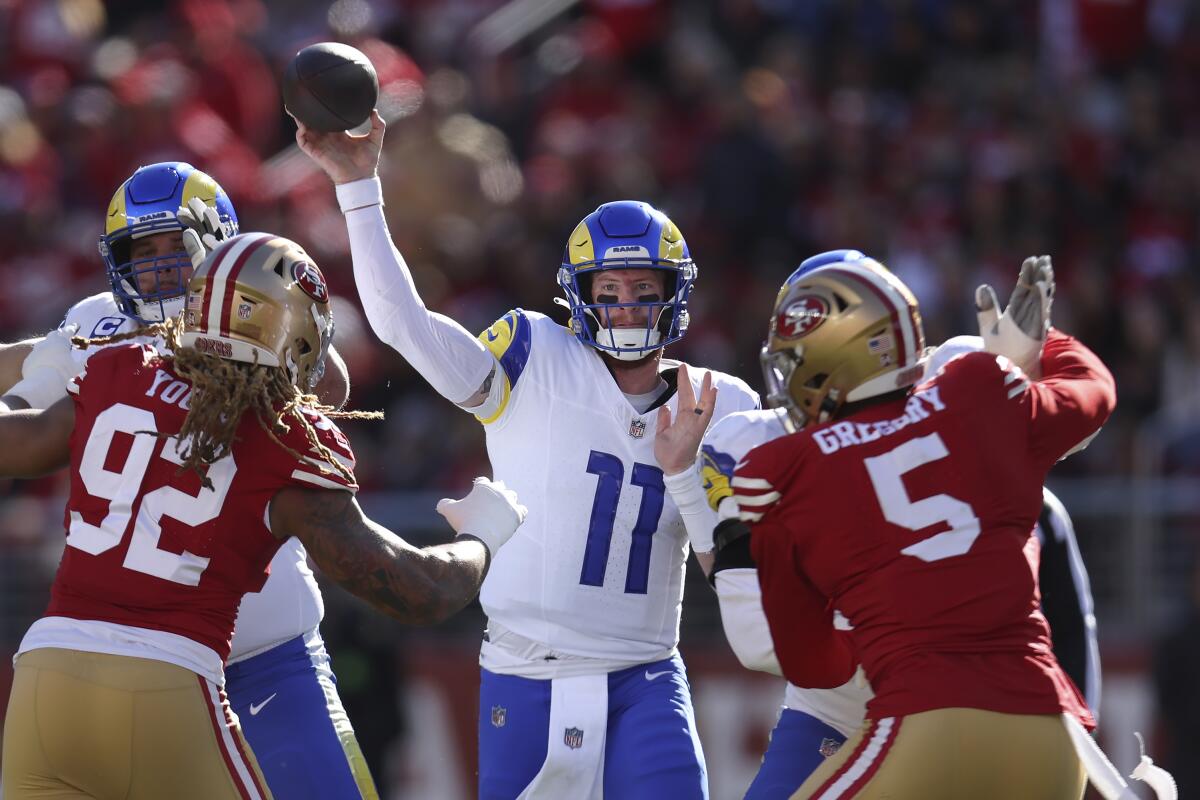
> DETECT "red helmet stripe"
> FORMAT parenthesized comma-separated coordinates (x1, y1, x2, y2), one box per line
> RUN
(202, 233, 272, 338)
(218, 236, 272, 337)
(818, 265, 913, 367)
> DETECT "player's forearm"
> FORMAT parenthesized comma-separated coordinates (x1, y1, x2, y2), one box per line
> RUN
(1032, 329, 1117, 461)
(714, 568, 783, 676)
(336, 177, 494, 406)
(284, 489, 489, 624)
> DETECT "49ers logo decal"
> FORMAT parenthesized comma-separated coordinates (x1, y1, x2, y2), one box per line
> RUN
(292, 261, 329, 303)
(776, 295, 828, 338)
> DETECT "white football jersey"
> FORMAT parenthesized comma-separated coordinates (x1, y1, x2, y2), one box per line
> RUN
(61, 293, 324, 663)
(476, 309, 759, 669)
(702, 408, 873, 737)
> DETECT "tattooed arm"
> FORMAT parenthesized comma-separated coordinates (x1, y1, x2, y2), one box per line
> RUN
(270, 487, 490, 625)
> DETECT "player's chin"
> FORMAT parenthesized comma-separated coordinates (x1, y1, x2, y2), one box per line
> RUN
(602, 348, 661, 368)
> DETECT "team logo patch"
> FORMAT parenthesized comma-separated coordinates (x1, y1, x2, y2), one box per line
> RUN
(819, 737, 842, 758)
(193, 336, 233, 358)
(292, 260, 329, 303)
(564, 727, 584, 750)
(776, 295, 828, 338)
(629, 419, 647, 439)
(491, 705, 506, 728)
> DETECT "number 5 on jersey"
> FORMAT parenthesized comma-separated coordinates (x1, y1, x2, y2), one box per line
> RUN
(864, 432, 981, 562)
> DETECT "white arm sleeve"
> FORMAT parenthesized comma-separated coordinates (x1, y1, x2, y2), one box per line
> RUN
(663, 463, 719, 553)
(713, 568, 782, 676)
(337, 177, 497, 407)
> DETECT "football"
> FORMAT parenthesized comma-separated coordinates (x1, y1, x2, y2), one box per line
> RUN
(283, 42, 378, 132)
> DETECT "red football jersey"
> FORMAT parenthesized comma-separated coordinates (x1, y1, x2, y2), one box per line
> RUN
(736, 330, 1115, 729)
(47, 343, 357, 662)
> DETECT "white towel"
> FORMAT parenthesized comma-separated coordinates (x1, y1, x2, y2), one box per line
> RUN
(518, 673, 608, 800)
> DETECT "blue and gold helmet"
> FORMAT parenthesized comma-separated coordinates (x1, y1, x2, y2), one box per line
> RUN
(556, 200, 696, 361)
(99, 162, 238, 324)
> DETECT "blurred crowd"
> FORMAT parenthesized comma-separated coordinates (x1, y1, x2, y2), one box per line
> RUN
(1, 0, 1199, 790)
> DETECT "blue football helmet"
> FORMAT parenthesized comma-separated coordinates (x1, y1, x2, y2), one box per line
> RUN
(99, 162, 238, 324)
(784, 249, 882, 285)
(556, 200, 696, 361)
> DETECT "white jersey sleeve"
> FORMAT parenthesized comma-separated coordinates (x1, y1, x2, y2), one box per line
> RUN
(337, 177, 497, 407)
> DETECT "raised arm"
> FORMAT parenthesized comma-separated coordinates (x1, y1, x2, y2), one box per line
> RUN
(0, 395, 75, 477)
(295, 112, 497, 410)
(270, 477, 526, 625)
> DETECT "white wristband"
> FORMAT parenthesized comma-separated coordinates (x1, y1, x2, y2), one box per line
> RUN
(663, 463, 716, 553)
(335, 176, 384, 213)
(7, 368, 69, 410)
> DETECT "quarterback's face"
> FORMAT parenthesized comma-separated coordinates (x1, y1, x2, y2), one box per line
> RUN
(129, 230, 191, 295)
(591, 268, 665, 327)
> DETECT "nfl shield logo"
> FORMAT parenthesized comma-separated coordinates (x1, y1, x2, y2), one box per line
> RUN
(238, 302, 253, 320)
(819, 737, 842, 758)
(491, 705, 506, 728)
(564, 727, 584, 750)
(629, 419, 646, 439)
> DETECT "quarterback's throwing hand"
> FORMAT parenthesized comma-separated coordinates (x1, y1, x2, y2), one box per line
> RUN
(437, 477, 528, 559)
(294, 109, 385, 186)
(976, 254, 1054, 377)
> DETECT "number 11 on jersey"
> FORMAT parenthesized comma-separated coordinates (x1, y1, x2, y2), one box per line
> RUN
(579, 450, 665, 594)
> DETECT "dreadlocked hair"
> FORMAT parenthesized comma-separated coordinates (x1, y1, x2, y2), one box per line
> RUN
(78, 317, 381, 489)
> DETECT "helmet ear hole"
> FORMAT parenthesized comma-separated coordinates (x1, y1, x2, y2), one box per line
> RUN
(831, 292, 849, 312)
(804, 373, 828, 389)
(274, 261, 286, 278)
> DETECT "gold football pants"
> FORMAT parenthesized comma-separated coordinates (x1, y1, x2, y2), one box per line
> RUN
(2, 648, 272, 799)
(792, 707, 1086, 800)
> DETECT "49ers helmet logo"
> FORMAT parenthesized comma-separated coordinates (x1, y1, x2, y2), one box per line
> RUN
(292, 261, 329, 303)
(776, 295, 829, 338)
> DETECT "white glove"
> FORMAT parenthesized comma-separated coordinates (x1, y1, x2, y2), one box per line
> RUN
(7, 324, 81, 409)
(176, 197, 227, 270)
(976, 255, 1054, 377)
(436, 477, 528, 559)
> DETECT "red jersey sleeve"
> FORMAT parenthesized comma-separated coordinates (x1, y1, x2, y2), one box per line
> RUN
(1025, 329, 1116, 468)
(736, 441, 858, 689)
(275, 407, 358, 492)
(937, 330, 1116, 472)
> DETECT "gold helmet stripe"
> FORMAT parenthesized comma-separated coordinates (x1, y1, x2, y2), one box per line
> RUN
(817, 264, 919, 368)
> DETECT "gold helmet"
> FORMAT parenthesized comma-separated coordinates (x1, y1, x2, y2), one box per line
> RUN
(761, 254, 926, 430)
(182, 232, 334, 391)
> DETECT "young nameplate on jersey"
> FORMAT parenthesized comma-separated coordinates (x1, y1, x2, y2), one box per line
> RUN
(0, 161, 389, 800)
(0, 233, 526, 800)
(731, 258, 1173, 799)
(296, 111, 760, 800)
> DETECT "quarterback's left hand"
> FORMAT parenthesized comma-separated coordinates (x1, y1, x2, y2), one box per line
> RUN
(655, 363, 718, 476)
(437, 477, 528, 559)
(975, 254, 1054, 377)
(177, 197, 228, 270)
